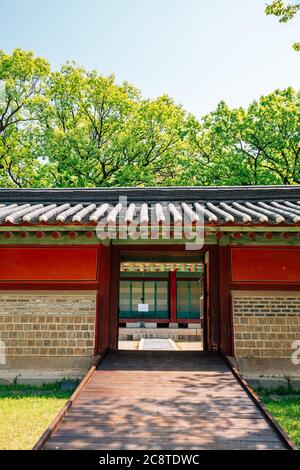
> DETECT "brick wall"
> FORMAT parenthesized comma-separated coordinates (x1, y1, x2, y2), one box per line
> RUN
(232, 291, 300, 359)
(0, 291, 96, 369)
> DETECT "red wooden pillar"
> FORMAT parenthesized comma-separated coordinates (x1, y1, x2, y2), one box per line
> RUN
(169, 271, 177, 324)
(204, 246, 220, 352)
(108, 246, 121, 350)
(95, 244, 111, 355)
(203, 253, 209, 351)
(218, 245, 233, 356)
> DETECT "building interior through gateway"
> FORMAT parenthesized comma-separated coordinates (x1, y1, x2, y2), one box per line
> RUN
(118, 256, 204, 351)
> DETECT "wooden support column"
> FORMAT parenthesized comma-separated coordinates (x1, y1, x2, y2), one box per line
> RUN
(96, 244, 111, 355)
(204, 246, 220, 352)
(218, 245, 233, 356)
(108, 246, 121, 350)
(169, 271, 177, 324)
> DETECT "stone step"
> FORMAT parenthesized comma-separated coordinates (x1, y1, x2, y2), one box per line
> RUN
(119, 327, 202, 341)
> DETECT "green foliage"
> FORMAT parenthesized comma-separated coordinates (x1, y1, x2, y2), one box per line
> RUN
(0, 48, 50, 187)
(183, 88, 300, 185)
(265, 1, 300, 22)
(0, 382, 75, 450)
(259, 394, 300, 448)
(1, 49, 300, 187)
(0, 380, 78, 397)
(39, 64, 195, 187)
(265, 1, 300, 50)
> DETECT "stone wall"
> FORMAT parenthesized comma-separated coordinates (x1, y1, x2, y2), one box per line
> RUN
(232, 291, 300, 378)
(0, 291, 97, 375)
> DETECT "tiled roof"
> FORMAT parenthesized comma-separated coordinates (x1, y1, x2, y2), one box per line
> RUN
(0, 186, 300, 226)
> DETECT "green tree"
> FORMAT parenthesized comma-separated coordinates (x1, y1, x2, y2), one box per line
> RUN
(1, 49, 300, 189)
(265, 1, 300, 50)
(0, 50, 195, 188)
(186, 88, 300, 186)
(35, 63, 196, 187)
(0, 49, 50, 187)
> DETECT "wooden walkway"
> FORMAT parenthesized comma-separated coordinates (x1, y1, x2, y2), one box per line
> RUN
(44, 351, 287, 450)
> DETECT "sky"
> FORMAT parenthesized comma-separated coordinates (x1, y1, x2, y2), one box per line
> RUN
(1, 0, 300, 117)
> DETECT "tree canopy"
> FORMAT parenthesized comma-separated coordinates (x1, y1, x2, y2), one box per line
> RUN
(187, 88, 300, 186)
(1, 49, 300, 188)
(265, 1, 300, 50)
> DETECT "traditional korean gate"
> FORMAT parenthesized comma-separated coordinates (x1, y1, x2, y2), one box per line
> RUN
(105, 245, 223, 353)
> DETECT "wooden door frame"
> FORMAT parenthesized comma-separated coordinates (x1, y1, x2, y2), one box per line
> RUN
(107, 244, 222, 352)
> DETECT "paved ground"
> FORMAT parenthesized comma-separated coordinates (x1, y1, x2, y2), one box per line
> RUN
(45, 351, 286, 450)
(175, 341, 202, 350)
(139, 338, 178, 350)
(118, 340, 139, 350)
(119, 339, 201, 351)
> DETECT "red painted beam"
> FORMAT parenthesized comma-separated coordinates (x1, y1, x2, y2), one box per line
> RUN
(19, 231, 28, 239)
(281, 232, 290, 240)
(264, 232, 273, 240)
(119, 318, 201, 323)
(232, 232, 241, 239)
(3, 231, 13, 239)
(0, 246, 99, 281)
(68, 231, 77, 240)
(0, 282, 97, 290)
(35, 231, 45, 239)
(248, 232, 256, 240)
(230, 282, 300, 290)
(51, 231, 61, 239)
(85, 231, 94, 239)
(231, 247, 300, 282)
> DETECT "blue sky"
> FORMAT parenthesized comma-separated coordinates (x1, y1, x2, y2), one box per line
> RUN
(1, 0, 300, 117)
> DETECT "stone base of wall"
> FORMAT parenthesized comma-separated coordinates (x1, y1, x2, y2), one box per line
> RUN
(246, 375, 300, 391)
(236, 357, 300, 378)
(232, 291, 300, 379)
(0, 365, 86, 385)
(119, 327, 202, 341)
(0, 354, 92, 371)
(0, 291, 97, 379)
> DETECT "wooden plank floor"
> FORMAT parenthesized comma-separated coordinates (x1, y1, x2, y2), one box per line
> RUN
(45, 351, 286, 450)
